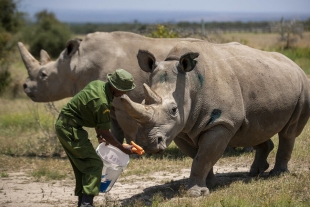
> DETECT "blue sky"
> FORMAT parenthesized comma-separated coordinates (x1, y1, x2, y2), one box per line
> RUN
(18, 0, 310, 23)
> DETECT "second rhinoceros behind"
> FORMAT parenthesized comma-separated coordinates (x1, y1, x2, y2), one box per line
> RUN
(17, 31, 199, 144)
(121, 40, 310, 197)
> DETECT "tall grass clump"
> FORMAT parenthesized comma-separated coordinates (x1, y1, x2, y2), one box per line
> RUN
(0, 99, 66, 157)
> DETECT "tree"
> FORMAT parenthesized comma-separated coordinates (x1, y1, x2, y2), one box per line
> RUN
(25, 10, 72, 58)
(272, 18, 304, 49)
(0, 0, 24, 32)
(304, 18, 310, 31)
(0, 0, 25, 94)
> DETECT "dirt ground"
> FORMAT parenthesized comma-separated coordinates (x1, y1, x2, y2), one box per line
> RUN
(0, 164, 252, 207)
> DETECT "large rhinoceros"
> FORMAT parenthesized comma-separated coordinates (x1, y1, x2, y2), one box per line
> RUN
(120, 40, 310, 196)
(18, 31, 199, 143)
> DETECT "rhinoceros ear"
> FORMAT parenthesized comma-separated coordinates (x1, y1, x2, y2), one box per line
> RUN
(137, 50, 157, 73)
(40, 50, 51, 65)
(178, 52, 199, 73)
(64, 38, 82, 58)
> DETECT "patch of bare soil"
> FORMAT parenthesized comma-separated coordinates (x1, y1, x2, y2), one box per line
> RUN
(0, 165, 254, 207)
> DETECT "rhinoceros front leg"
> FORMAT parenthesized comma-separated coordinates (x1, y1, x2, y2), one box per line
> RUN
(174, 133, 197, 158)
(270, 134, 295, 176)
(188, 125, 233, 197)
(175, 134, 217, 189)
(249, 139, 274, 176)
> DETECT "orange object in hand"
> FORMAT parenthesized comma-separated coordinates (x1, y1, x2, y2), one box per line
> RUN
(123, 142, 145, 155)
(132, 147, 145, 155)
(130, 141, 143, 151)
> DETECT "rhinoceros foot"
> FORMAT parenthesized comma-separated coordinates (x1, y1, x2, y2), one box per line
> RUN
(269, 168, 290, 176)
(249, 161, 269, 177)
(187, 185, 210, 197)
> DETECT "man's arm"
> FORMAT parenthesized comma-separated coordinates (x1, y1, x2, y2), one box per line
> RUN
(95, 128, 132, 154)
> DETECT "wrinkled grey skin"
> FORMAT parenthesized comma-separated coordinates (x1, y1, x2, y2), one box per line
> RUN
(18, 31, 198, 144)
(121, 40, 310, 197)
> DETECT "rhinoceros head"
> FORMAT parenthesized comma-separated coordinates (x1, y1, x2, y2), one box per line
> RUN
(121, 49, 199, 153)
(18, 39, 81, 102)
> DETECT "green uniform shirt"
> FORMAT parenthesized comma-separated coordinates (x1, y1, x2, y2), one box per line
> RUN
(61, 80, 113, 130)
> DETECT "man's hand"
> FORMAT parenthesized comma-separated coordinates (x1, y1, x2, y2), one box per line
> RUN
(121, 144, 133, 154)
(95, 128, 134, 154)
(97, 134, 109, 145)
(97, 135, 109, 145)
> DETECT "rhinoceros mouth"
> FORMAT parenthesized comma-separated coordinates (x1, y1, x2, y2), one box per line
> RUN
(148, 146, 167, 154)
(24, 91, 41, 102)
(24, 88, 35, 98)
(141, 142, 166, 154)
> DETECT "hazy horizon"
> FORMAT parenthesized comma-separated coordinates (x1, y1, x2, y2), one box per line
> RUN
(22, 10, 310, 24)
(18, 0, 310, 24)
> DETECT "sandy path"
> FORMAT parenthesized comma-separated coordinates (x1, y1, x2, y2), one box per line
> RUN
(0, 165, 252, 207)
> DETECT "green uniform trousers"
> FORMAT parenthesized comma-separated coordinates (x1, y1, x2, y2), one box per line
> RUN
(55, 117, 103, 196)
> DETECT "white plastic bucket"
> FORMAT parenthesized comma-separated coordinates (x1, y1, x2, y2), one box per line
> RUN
(96, 143, 130, 193)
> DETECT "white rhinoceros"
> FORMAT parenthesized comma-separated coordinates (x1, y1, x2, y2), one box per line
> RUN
(18, 31, 199, 143)
(120, 40, 310, 197)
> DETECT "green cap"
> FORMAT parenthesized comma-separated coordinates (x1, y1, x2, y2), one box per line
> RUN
(107, 69, 136, 92)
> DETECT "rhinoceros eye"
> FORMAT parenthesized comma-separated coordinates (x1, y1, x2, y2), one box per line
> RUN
(170, 105, 178, 117)
(40, 70, 48, 79)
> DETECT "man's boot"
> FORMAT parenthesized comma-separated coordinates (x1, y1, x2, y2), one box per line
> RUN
(77, 195, 82, 207)
(80, 194, 94, 207)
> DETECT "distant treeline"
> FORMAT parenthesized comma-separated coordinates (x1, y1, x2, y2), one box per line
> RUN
(68, 19, 310, 35)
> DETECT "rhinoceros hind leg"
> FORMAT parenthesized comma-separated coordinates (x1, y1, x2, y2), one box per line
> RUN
(269, 134, 295, 176)
(249, 139, 274, 176)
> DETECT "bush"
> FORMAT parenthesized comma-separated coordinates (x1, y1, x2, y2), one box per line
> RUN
(148, 24, 179, 38)
(0, 30, 11, 94)
(24, 10, 72, 58)
(0, 69, 11, 95)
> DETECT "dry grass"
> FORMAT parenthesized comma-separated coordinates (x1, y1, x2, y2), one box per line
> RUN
(207, 31, 310, 50)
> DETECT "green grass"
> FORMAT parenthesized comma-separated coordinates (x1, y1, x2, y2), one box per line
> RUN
(1, 172, 9, 178)
(1, 113, 39, 132)
(31, 165, 67, 181)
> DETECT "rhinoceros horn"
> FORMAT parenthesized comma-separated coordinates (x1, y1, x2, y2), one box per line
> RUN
(120, 94, 153, 123)
(143, 83, 162, 105)
(18, 42, 39, 71)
